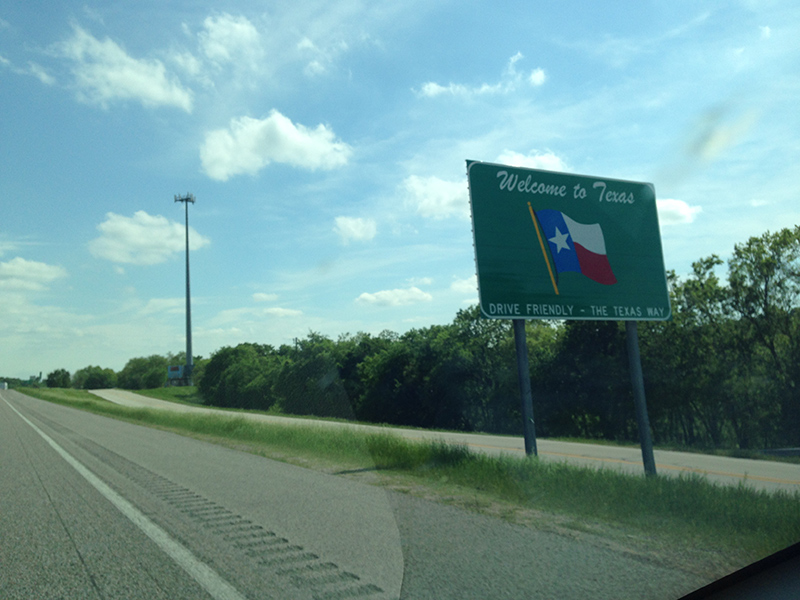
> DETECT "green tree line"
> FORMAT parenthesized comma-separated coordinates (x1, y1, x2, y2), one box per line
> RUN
(42, 226, 800, 449)
(40, 352, 194, 391)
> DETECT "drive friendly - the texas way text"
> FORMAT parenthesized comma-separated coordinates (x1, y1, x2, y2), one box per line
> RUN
(486, 303, 668, 319)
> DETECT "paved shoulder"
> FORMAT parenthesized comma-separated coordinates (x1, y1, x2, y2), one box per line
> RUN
(3, 390, 404, 599)
(90, 389, 207, 411)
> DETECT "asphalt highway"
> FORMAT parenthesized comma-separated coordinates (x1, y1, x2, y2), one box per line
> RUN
(92, 388, 800, 494)
(1, 389, 709, 599)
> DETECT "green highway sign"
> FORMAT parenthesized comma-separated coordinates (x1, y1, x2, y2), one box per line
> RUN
(467, 160, 671, 321)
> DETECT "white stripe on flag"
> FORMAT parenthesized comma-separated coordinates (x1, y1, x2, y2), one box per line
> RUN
(562, 214, 607, 255)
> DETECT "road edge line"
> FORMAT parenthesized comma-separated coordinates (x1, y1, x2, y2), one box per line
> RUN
(3, 396, 248, 600)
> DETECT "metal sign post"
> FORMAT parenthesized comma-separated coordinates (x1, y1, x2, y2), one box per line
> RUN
(625, 321, 657, 476)
(513, 319, 537, 456)
(467, 160, 669, 474)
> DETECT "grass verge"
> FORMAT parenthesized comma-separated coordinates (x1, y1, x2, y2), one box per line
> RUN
(105, 388, 800, 466)
(18, 387, 800, 577)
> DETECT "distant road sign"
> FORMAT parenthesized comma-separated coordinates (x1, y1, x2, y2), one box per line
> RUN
(467, 160, 670, 321)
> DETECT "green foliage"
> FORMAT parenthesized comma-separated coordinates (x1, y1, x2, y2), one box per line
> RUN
(635, 226, 800, 449)
(356, 327, 448, 427)
(71, 365, 117, 389)
(536, 320, 633, 440)
(61, 226, 795, 450)
(728, 226, 800, 444)
(273, 332, 354, 418)
(117, 355, 168, 389)
(69, 351, 198, 392)
(351, 308, 553, 432)
(190, 357, 209, 388)
(0, 376, 25, 389)
(199, 343, 283, 410)
(45, 368, 71, 388)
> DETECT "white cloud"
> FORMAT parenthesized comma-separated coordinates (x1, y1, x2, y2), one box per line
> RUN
(450, 275, 477, 295)
(417, 82, 450, 97)
(59, 25, 193, 111)
(28, 62, 55, 85)
(418, 53, 546, 98)
(657, 199, 702, 225)
(495, 150, 567, 172)
(297, 37, 316, 51)
(404, 175, 469, 220)
(419, 81, 499, 98)
(1, 55, 57, 86)
(0, 257, 67, 291)
(1, 57, 56, 86)
(210, 305, 302, 324)
(264, 307, 302, 317)
(356, 286, 432, 307)
(139, 297, 184, 315)
(760, 25, 771, 39)
(0, 240, 18, 257)
(253, 292, 279, 302)
(304, 60, 326, 76)
(333, 217, 377, 244)
(200, 110, 352, 181)
(529, 67, 546, 86)
(296, 34, 349, 78)
(198, 13, 262, 70)
(408, 277, 433, 286)
(170, 50, 204, 78)
(89, 211, 210, 265)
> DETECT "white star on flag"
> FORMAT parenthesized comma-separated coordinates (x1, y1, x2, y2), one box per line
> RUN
(548, 227, 571, 253)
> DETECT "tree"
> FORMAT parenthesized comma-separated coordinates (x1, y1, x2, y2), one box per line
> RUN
(274, 332, 354, 418)
(72, 366, 117, 390)
(540, 320, 633, 441)
(109, 225, 795, 448)
(355, 312, 523, 432)
(336, 331, 396, 413)
(434, 306, 522, 433)
(199, 343, 282, 410)
(190, 357, 209, 389)
(727, 226, 800, 445)
(45, 368, 71, 388)
(117, 355, 168, 389)
(677, 259, 733, 445)
(357, 327, 442, 427)
(636, 229, 800, 450)
(635, 262, 759, 447)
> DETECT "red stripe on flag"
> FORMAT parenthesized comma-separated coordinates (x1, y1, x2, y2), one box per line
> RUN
(573, 243, 617, 285)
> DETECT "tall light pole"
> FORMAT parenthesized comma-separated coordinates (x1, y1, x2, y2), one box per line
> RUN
(175, 193, 195, 385)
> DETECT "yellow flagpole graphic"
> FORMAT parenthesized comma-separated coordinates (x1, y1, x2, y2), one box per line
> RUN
(528, 202, 559, 295)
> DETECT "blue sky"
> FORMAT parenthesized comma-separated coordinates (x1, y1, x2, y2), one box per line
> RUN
(1, 0, 798, 378)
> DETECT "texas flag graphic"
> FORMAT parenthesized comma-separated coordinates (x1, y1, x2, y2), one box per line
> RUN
(535, 209, 617, 285)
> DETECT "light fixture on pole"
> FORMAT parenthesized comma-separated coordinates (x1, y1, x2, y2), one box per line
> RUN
(174, 193, 195, 385)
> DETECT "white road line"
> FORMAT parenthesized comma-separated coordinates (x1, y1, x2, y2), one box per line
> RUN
(3, 397, 248, 600)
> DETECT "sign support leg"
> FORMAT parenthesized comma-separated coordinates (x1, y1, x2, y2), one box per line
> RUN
(625, 320, 657, 476)
(513, 319, 537, 456)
